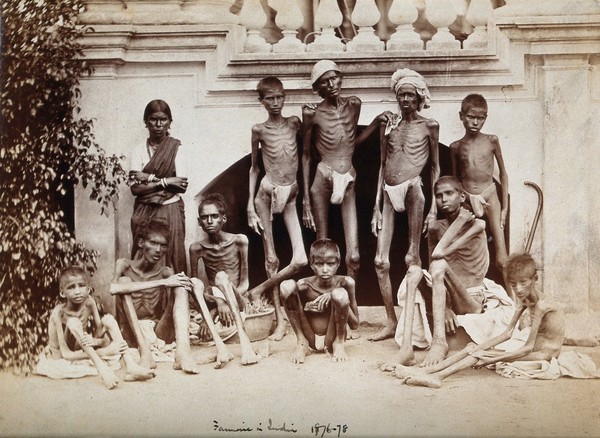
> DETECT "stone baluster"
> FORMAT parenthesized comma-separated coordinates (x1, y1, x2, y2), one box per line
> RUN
(239, 0, 272, 53)
(346, 0, 384, 52)
(464, 0, 493, 49)
(425, 0, 460, 50)
(387, 0, 422, 51)
(272, 0, 306, 53)
(307, 0, 345, 52)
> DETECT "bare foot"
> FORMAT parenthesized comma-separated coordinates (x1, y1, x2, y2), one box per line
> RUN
(395, 348, 417, 366)
(214, 347, 234, 369)
(174, 357, 202, 374)
(291, 342, 309, 364)
(346, 327, 360, 340)
(379, 361, 397, 372)
(329, 341, 349, 363)
(240, 344, 259, 366)
(367, 325, 396, 342)
(195, 353, 217, 365)
(268, 323, 287, 341)
(98, 363, 119, 389)
(124, 362, 155, 382)
(405, 373, 442, 389)
(393, 364, 419, 380)
(420, 341, 448, 368)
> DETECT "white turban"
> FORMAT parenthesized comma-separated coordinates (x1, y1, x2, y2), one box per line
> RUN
(390, 68, 431, 110)
(311, 59, 341, 88)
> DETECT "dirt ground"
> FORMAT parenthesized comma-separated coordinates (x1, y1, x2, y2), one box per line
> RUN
(1, 308, 600, 438)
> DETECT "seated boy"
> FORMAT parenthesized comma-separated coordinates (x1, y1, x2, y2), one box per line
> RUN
(48, 266, 155, 389)
(395, 253, 565, 388)
(111, 220, 202, 374)
(189, 193, 259, 366)
(420, 176, 490, 367)
(279, 239, 359, 364)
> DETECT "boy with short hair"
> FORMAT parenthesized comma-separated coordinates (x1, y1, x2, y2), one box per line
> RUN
(189, 193, 259, 366)
(279, 239, 359, 364)
(301, 60, 362, 280)
(246, 76, 308, 341)
(48, 266, 155, 389)
(450, 94, 509, 271)
(420, 176, 489, 367)
(394, 254, 565, 388)
(111, 220, 202, 374)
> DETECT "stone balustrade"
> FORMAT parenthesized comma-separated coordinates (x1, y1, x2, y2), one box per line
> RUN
(80, 0, 502, 53)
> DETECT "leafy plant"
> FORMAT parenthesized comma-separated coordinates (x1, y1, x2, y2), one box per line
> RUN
(0, 0, 127, 372)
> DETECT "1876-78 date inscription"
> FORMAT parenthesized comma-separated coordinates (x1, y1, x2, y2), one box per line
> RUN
(212, 419, 349, 436)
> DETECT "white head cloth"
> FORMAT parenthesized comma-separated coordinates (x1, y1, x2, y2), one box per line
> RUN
(311, 59, 341, 87)
(390, 68, 431, 111)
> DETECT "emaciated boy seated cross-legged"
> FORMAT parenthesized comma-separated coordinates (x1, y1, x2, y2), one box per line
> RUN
(110, 220, 202, 374)
(48, 266, 155, 389)
(279, 239, 359, 364)
(189, 193, 258, 366)
(394, 253, 565, 388)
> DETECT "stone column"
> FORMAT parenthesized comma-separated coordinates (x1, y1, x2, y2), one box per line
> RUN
(540, 54, 592, 313)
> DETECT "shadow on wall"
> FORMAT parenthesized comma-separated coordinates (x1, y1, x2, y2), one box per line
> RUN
(196, 126, 505, 306)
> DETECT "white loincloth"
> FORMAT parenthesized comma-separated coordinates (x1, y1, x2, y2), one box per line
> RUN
(384, 176, 421, 213)
(494, 350, 600, 380)
(465, 183, 495, 217)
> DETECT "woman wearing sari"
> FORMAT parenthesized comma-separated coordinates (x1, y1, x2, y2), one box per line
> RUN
(129, 100, 188, 273)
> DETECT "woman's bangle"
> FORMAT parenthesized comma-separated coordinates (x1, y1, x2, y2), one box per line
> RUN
(148, 174, 156, 183)
(160, 178, 167, 188)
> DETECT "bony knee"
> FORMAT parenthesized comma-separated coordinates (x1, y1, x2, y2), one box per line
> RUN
(265, 256, 280, 273)
(65, 317, 83, 331)
(346, 254, 360, 271)
(214, 271, 230, 287)
(191, 277, 205, 292)
(404, 253, 421, 268)
(331, 288, 349, 306)
(100, 314, 117, 326)
(291, 255, 308, 270)
(279, 279, 296, 299)
(405, 264, 423, 283)
(374, 257, 390, 273)
(429, 259, 447, 280)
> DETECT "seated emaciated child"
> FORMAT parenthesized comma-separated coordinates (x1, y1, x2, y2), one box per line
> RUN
(111, 220, 202, 374)
(48, 266, 155, 389)
(279, 239, 359, 364)
(394, 253, 565, 388)
(189, 193, 258, 367)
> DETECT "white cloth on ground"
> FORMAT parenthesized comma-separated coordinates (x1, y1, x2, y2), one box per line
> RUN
(34, 347, 121, 380)
(494, 350, 600, 380)
(395, 272, 520, 350)
(456, 278, 518, 351)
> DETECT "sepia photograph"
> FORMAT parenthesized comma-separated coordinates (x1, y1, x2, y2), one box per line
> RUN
(1, 0, 600, 436)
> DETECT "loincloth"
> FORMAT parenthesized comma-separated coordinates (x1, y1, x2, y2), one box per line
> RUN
(466, 285, 487, 308)
(384, 176, 422, 213)
(464, 183, 495, 217)
(317, 161, 355, 205)
(259, 177, 297, 220)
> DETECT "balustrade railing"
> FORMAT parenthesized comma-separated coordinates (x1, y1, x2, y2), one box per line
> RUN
(235, 0, 503, 53)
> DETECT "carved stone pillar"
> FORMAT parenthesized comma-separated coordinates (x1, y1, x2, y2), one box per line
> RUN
(540, 55, 593, 312)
